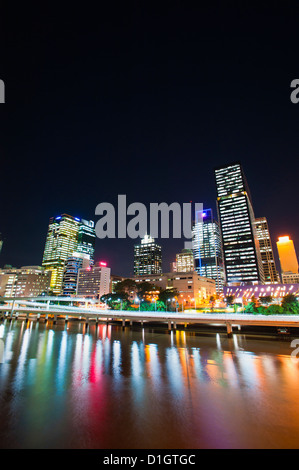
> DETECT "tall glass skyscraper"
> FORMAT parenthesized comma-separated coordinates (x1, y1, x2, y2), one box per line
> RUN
(134, 234, 162, 275)
(42, 214, 96, 294)
(192, 208, 225, 293)
(215, 162, 264, 286)
(254, 217, 280, 283)
(77, 219, 96, 259)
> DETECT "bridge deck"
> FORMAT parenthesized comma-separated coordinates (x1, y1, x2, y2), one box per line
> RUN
(1, 298, 299, 334)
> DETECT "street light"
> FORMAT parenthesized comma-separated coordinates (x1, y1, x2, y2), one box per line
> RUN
(151, 298, 157, 311)
(118, 298, 123, 311)
(135, 297, 141, 311)
(166, 298, 175, 312)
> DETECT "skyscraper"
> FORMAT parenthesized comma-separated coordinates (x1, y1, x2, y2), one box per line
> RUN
(134, 234, 162, 275)
(77, 219, 96, 260)
(254, 217, 280, 283)
(215, 162, 264, 286)
(276, 236, 299, 283)
(42, 214, 95, 294)
(192, 208, 225, 292)
(176, 249, 194, 272)
(62, 252, 91, 296)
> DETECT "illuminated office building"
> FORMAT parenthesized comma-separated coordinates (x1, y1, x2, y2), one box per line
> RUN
(62, 252, 91, 296)
(0, 266, 51, 297)
(176, 249, 194, 272)
(276, 235, 299, 283)
(134, 234, 162, 275)
(254, 217, 280, 283)
(192, 208, 225, 292)
(77, 219, 96, 259)
(134, 272, 216, 305)
(42, 214, 95, 295)
(215, 162, 264, 285)
(77, 264, 111, 298)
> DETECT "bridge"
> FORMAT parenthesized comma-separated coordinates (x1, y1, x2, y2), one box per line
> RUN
(1, 296, 299, 337)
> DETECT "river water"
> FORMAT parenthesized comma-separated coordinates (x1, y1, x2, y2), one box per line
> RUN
(0, 319, 299, 449)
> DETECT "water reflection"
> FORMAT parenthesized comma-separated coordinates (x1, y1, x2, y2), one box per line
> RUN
(0, 320, 299, 448)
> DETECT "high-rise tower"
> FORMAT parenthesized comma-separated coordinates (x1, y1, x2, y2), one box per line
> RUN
(192, 208, 225, 292)
(134, 234, 162, 275)
(42, 214, 95, 294)
(254, 217, 279, 283)
(77, 219, 96, 260)
(214, 162, 264, 286)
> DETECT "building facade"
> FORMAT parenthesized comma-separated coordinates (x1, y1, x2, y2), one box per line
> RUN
(76, 265, 111, 298)
(254, 217, 280, 283)
(62, 252, 91, 296)
(0, 266, 51, 297)
(192, 208, 225, 293)
(176, 249, 194, 273)
(224, 283, 299, 301)
(134, 272, 216, 306)
(42, 214, 95, 294)
(281, 272, 299, 284)
(170, 262, 177, 272)
(77, 219, 96, 259)
(215, 162, 264, 286)
(276, 236, 298, 273)
(134, 234, 162, 275)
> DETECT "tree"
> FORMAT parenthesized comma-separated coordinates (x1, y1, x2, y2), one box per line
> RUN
(266, 304, 284, 315)
(244, 302, 256, 313)
(281, 294, 299, 314)
(225, 295, 235, 306)
(259, 295, 273, 305)
(256, 305, 267, 314)
(209, 295, 216, 312)
(155, 300, 167, 311)
(100, 292, 130, 309)
(158, 288, 178, 311)
(139, 301, 154, 311)
(136, 281, 159, 300)
(114, 279, 138, 295)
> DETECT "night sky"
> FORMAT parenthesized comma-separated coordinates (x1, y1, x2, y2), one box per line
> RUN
(1, 2, 299, 277)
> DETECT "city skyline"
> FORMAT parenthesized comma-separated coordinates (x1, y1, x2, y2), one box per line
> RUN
(0, 160, 297, 284)
(2, 162, 296, 290)
(2, 4, 299, 278)
(2, 2, 299, 453)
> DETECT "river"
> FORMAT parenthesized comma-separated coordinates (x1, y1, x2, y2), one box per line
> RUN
(0, 320, 299, 449)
